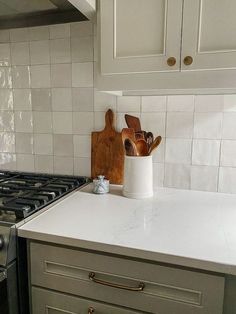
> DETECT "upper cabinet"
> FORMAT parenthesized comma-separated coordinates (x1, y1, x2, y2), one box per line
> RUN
(182, 0, 236, 71)
(97, 0, 236, 94)
(100, 0, 183, 74)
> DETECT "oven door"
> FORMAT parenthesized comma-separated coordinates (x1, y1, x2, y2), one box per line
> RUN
(0, 268, 8, 314)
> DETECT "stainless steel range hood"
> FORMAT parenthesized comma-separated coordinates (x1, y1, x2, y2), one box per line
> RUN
(0, 0, 91, 29)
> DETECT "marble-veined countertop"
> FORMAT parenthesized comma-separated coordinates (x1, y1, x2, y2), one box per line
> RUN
(18, 184, 236, 275)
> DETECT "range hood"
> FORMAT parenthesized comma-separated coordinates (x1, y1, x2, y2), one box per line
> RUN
(0, 0, 96, 29)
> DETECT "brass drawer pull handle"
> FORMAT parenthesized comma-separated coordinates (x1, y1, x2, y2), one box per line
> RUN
(167, 57, 176, 66)
(88, 307, 95, 313)
(89, 272, 145, 291)
(183, 56, 193, 65)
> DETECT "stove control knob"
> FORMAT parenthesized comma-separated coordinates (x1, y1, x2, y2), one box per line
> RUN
(0, 236, 4, 250)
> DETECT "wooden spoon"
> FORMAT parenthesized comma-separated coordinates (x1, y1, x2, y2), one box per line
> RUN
(135, 139, 149, 156)
(124, 138, 138, 156)
(148, 136, 162, 155)
(125, 114, 141, 132)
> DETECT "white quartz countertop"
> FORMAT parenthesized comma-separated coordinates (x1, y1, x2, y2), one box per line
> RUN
(18, 184, 236, 275)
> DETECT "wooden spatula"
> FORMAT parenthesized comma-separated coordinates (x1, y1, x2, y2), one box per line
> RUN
(148, 136, 162, 155)
(135, 139, 149, 156)
(125, 114, 141, 132)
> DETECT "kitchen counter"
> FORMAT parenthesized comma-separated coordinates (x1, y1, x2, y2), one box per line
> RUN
(18, 184, 236, 275)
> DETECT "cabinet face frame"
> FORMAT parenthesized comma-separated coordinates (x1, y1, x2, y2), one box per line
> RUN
(100, 0, 183, 75)
(181, 0, 236, 71)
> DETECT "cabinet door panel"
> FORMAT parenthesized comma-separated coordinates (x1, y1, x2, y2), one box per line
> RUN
(100, 0, 183, 74)
(182, 0, 236, 71)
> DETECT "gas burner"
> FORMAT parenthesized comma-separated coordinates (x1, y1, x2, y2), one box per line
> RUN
(0, 171, 89, 222)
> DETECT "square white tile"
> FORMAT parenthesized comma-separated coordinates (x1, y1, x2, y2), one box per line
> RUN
(11, 42, 29, 65)
(15, 133, 34, 154)
(0, 111, 14, 132)
(0, 43, 11, 66)
(141, 113, 166, 136)
(34, 155, 53, 174)
(192, 139, 220, 166)
(34, 134, 53, 155)
(166, 112, 193, 138)
(50, 38, 71, 64)
(220, 140, 236, 167)
(51, 64, 71, 87)
(70, 21, 93, 37)
(72, 112, 94, 134)
(117, 96, 141, 112)
(14, 111, 33, 132)
(195, 95, 224, 112)
(0, 67, 12, 88)
(142, 96, 166, 112)
(222, 113, 236, 139)
(52, 112, 72, 134)
(10, 28, 29, 42)
(0, 133, 15, 153)
(74, 157, 91, 176)
(16, 154, 34, 172)
(30, 40, 50, 65)
(13, 89, 32, 111)
(194, 113, 223, 139)
(31, 88, 51, 111)
(71, 36, 93, 62)
(0, 153, 16, 170)
(0, 90, 13, 110)
(164, 163, 191, 189)
(219, 167, 236, 194)
(30, 65, 50, 88)
(191, 166, 218, 192)
(224, 95, 236, 112)
(167, 95, 194, 112)
(165, 138, 192, 164)
(12, 66, 30, 88)
(29, 26, 49, 41)
(53, 134, 73, 156)
(0, 30, 10, 43)
(50, 24, 70, 39)
(52, 88, 72, 111)
(33, 112, 52, 133)
(54, 156, 73, 175)
(73, 135, 91, 157)
(153, 163, 165, 187)
(72, 88, 94, 112)
(72, 62, 93, 87)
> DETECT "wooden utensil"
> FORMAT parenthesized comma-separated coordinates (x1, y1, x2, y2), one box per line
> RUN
(91, 109, 124, 184)
(135, 139, 149, 156)
(121, 128, 135, 143)
(148, 136, 162, 155)
(145, 132, 154, 147)
(125, 114, 142, 132)
(135, 131, 146, 140)
(124, 138, 138, 156)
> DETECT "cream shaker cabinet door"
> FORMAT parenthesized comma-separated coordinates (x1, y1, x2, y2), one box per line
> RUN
(182, 0, 236, 71)
(99, 0, 183, 75)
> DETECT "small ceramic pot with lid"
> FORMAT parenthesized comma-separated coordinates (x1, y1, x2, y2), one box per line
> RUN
(93, 175, 109, 194)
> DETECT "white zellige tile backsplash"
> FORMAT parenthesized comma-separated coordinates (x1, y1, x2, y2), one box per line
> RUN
(0, 22, 236, 194)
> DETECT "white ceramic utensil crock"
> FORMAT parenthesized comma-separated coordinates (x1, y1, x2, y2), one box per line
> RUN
(123, 155, 153, 199)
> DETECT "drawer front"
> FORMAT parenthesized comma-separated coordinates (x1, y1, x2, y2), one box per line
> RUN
(30, 242, 224, 314)
(32, 287, 144, 314)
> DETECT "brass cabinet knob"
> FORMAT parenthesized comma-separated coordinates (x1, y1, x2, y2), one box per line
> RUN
(88, 307, 94, 313)
(183, 56, 193, 66)
(167, 57, 176, 66)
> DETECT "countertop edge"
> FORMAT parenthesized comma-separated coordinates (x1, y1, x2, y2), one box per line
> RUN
(18, 228, 233, 276)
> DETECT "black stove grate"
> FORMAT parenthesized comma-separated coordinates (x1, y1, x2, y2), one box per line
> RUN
(0, 171, 89, 220)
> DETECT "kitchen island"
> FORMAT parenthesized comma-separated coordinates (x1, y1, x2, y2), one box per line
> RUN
(18, 185, 236, 314)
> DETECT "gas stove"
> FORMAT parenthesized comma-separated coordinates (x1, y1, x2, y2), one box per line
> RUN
(0, 171, 89, 314)
(0, 171, 88, 224)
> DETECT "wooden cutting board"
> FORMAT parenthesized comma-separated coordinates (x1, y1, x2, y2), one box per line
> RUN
(91, 109, 124, 184)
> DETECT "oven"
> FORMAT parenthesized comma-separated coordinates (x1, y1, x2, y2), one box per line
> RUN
(0, 262, 19, 314)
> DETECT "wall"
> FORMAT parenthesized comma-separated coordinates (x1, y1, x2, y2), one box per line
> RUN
(0, 22, 235, 194)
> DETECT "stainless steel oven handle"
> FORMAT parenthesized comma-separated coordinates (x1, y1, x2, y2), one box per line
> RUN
(0, 270, 6, 282)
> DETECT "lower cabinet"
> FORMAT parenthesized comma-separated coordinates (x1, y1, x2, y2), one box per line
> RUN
(29, 241, 225, 314)
(32, 287, 143, 314)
